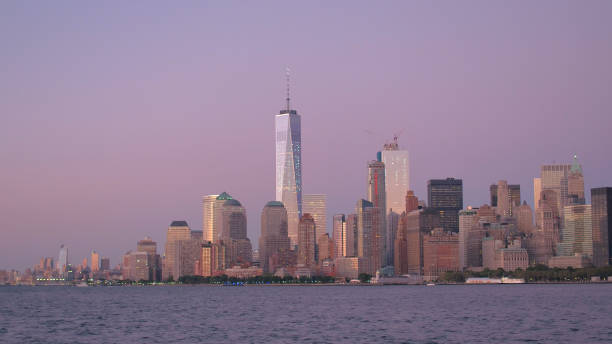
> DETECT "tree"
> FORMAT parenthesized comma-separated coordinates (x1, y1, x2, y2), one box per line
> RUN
(358, 273, 371, 283)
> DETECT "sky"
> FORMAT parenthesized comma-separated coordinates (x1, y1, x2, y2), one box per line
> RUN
(1, 1, 611, 270)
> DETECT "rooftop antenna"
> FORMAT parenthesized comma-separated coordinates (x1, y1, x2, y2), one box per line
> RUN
(286, 67, 291, 112)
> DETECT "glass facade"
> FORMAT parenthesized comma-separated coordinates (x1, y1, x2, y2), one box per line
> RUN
(275, 110, 302, 247)
(303, 194, 327, 241)
(427, 178, 463, 232)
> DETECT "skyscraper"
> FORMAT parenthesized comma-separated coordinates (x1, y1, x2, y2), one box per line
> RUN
(427, 178, 463, 232)
(405, 190, 419, 213)
(303, 194, 327, 241)
(275, 80, 302, 247)
(533, 177, 542, 212)
(559, 205, 593, 258)
(203, 192, 234, 243)
(259, 201, 290, 273)
(220, 198, 252, 265)
(297, 213, 316, 268)
(368, 160, 386, 269)
(540, 156, 583, 215)
(163, 220, 191, 280)
(91, 251, 100, 272)
(137, 237, 161, 281)
(592, 187, 612, 266)
(381, 137, 409, 215)
(56, 244, 68, 276)
(332, 214, 347, 258)
(356, 199, 378, 274)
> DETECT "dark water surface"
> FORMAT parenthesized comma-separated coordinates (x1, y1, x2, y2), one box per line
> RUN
(1, 284, 611, 343)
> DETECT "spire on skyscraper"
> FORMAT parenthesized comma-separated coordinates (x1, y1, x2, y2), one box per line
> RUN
(286, 67, 291, 111)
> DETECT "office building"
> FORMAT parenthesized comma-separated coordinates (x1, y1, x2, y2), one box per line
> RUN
(259, 201, 291, 273)
(275, 90, 302, 247)
(90, 251, 100, 272)
(367, 161, 386, 269)
(163, 220, 191, 280)
(56, 244, 68, 276)
(381, 137, 409, 215)
(591, 187, 612, 266)
(427, 178, 463, 232)
(137, 237, 161, 281)
(558, 205, 592, 258)
(303, 194, 327, 241)
(423, 228, 459, 281)
(333, 214, 347, 258)
(298, 214, 316, 268)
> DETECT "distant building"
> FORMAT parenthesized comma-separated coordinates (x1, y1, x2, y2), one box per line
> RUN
(259, 201, 290, 273)
(225, 265, 263, 279)
(367, 160, 386, 269)
(275, 103, 302, 248)
(427, 178, 463, 232)
(381, 137, 410, 216)
(516, 201, 534, 234)
(459, 208, 478, 269)
(548, 254, 591, 269)
(335, 257, 369, 280)
(91, 251, 100, 272)
(303, 194, 327, 241)
(591, 187, 612, 266)
(317, 233, 334, 263)
(297, 214, 316, 268)
(539, 156, 584, 216)
(533, 177, 542, 212)
(405, 190, 419, 213)
(163, 220, 191, 280)
(123, 251, 149, 281)
(423, 228, 459, 281)
(137, 237, 161, 281)
(404, 208, 441, 275)
(220, 197, 252, 266)
(483, 238, 528, 271)
(492, 181, 521, 218)
(356, 199, 378, 274)
(386, 211, 400, 267)
(332, 214, 347, 258)
(56, 245, 68, 276)
(558, 205, 592, 258)
(394, 214, 409, 275)
(100, 257, 110, 271)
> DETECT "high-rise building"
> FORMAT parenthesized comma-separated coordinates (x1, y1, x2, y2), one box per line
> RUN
(427, 178, 463, 232)
(367, 161, 386, 269)
(303, 194, 327, 241)
(137, 237, 161, 281)
(403, 208, 441, 275)
(540, 156, 583, 215)
(91, 251, 100, 272)
(559, 205, 593, 258)
(123, 251, 149, 281)
(493, 181, 521, 218)
(220, 197, 252, 265)
(345, 214, 358, 258)
(203, 192, 234, 243)
(259, 201, 290, 273)
(275, 86, 302, 247)
(533, 177, 542, 212)
(591, 187, 612, 266)
(163, 220, 191, 280)
(405, 190, 419, 213)
(100, 257, 110, 271)
(386, 211, 400, 267)
(56, 244, 68, 275)
(458, 208, 478, 269)
(317, 233, 334, 262)
(490, 184, 498, 207)
(533, 190, 560, 264)
(356, 199, 376, 274)
(297, 213, 316, 268)
(423, 228, 459, 281)
(516, 201, 534, 234)
(200, 242, 217, 277)
(381, 137, 409, 215)
(394, 215, 409, 275)
(332, 214, 347, 258)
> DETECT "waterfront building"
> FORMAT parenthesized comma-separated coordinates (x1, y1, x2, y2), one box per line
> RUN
(356, 199, 379, 274)
(368, 160, 387, 269)
(427, 178, 463, 232)
(137, 237, 161, 281)
(394, 214, 409, 275)
(335, 257, 369, 280)
(225, 266, 263, 279)
(548, 254, 591, 268)
(259, 201, 291, 273)
(483, 238, 528, 271)
(423, 228, 459, 281)
(91, 251, 100, 272)
(386, 211, 400, 267)
(345, 214, 358, 257)
(303, 194, 327, 241)
(123, 251, 149, 281)
(297, 214, 316, 268)
(591, 187, 612, 266)
(275, 89, 302, 247)
(381, 137, 409, 216)
(200, 242, 217, 277)
(220, 197, 252, 265)
(459, 208, 478, 269)
(404, 208, 441, 275)
(163, 220, 191, 280)
(558, 205, 593, 258)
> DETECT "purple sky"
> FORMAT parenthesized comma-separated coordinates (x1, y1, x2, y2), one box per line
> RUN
(1, 1, 611, 270)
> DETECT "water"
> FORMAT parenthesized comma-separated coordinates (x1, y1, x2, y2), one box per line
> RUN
(1, 284, 611, 343)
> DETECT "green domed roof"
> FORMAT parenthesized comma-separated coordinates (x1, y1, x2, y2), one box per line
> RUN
(224, 199, 242, 207)
(265, 201, 284, 207)
(216, 192, 232, 200)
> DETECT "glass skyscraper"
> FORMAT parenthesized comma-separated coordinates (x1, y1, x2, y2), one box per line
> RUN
(275, 108, 302, 247)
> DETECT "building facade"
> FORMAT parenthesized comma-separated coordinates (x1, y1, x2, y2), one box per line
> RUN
(591, 187, 612, 266)
(303, 194, 327, 241)
(427, 178, 463, 232)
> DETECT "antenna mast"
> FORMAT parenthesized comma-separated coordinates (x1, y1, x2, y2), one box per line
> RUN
(286, 67, 291, 112)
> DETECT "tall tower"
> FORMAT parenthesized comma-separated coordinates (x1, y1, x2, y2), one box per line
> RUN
(56, 244, 68, 276)
(91, 251, 100, 272)
(297, 213, 316, 268)
(303, 194, 327, 241)
(381, 137, 409, 215)
(163, 220, 191, 280)
(427, 178, 463, 232)
(368, 160, 386, 269)
(275, 70, 302, 247)
(260, 201, 290, 273)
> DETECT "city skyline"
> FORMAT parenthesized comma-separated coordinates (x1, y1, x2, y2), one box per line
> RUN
(2, 2, 612, 270)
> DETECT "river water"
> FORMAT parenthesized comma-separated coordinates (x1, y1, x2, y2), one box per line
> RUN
(1, 284, 611, 343)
